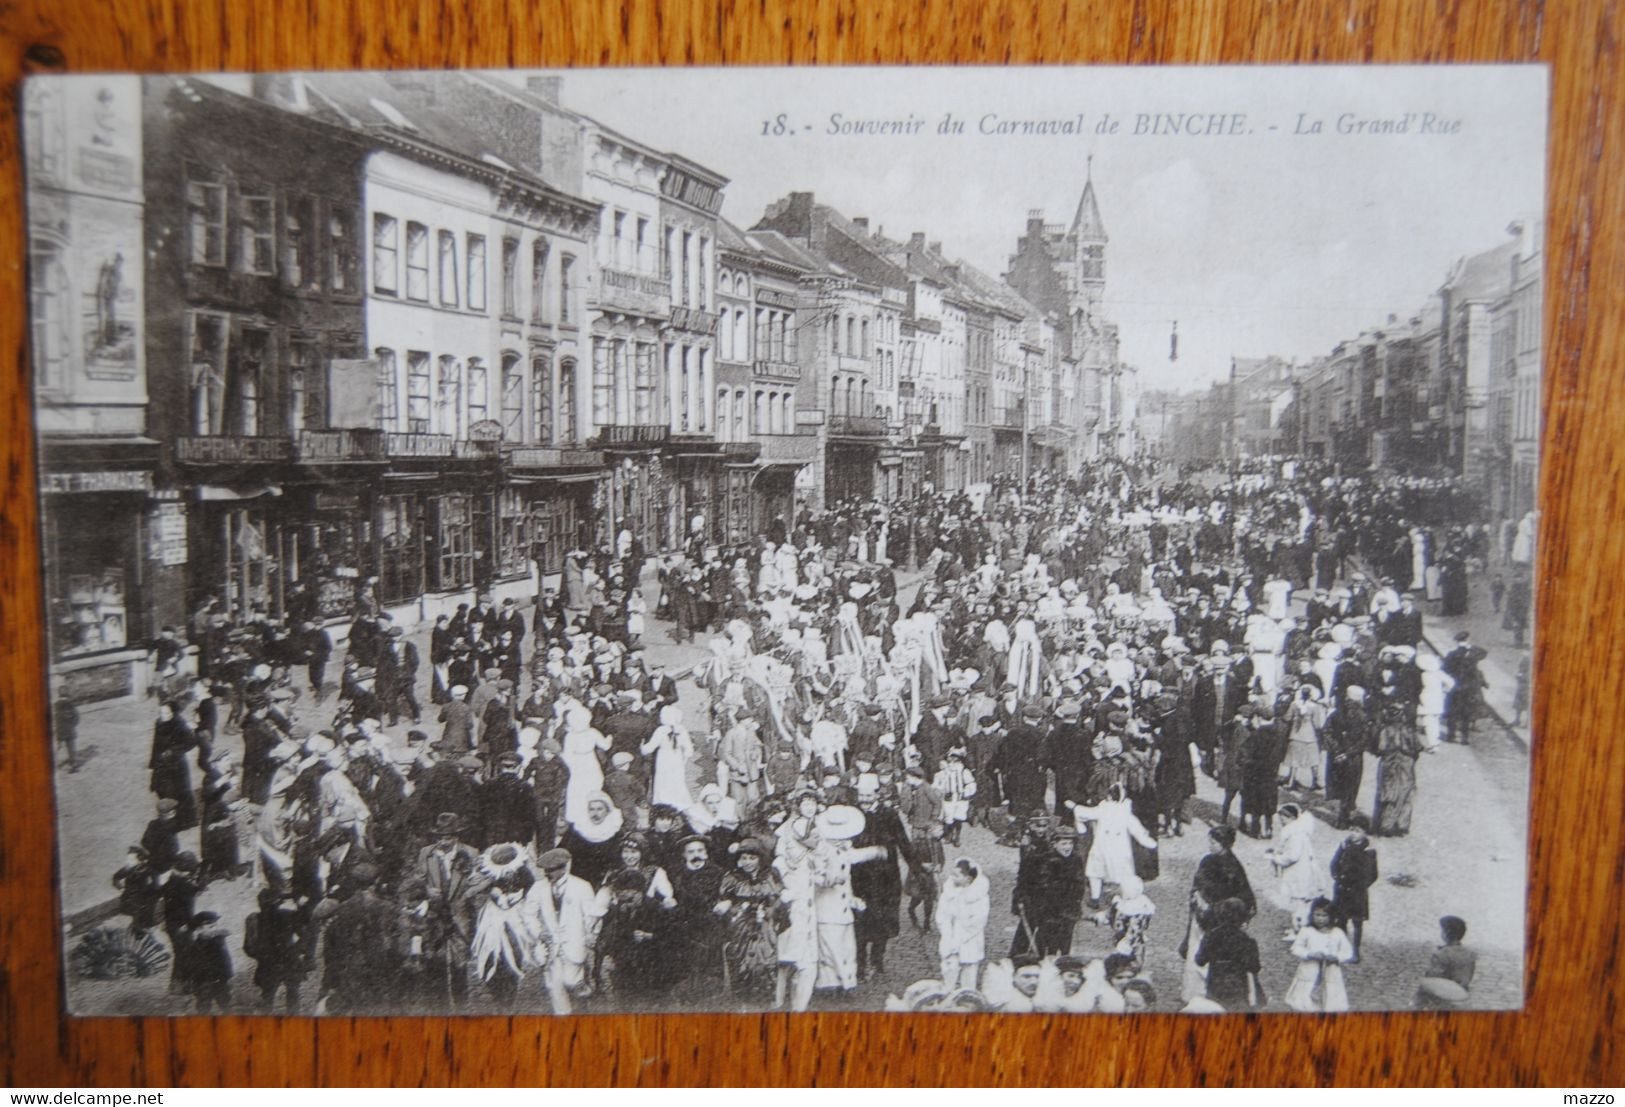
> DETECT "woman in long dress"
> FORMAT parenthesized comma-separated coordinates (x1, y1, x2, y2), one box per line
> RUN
(717, 838, 785, 1004)
(1373, 698, 1422, 837)
(1067, 782, 1158, 904)
(560, 701, 611, 827)
(1268, 803, 1327, 931)
(641, 705, 696, 811)
(811, 808, 888, 994)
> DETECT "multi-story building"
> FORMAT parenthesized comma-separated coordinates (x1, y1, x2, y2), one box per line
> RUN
(27, 75, 179, 702)
(1488, 218, 1542, 534)
(1438, 236, 1518, 484)
(143, 75, 377, 626)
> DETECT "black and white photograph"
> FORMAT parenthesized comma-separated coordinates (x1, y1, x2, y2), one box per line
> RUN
(24, 64, 1544, 1016)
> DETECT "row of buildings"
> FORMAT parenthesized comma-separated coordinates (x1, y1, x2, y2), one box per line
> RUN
(26, 72, 1137, 703)
(1146, 220, 1542, 538)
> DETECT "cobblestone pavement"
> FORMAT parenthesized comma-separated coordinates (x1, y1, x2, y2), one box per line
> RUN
(61, 565, 1527, 1014)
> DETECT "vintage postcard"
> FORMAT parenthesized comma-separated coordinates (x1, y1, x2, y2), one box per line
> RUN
(24, 65, 1543, 1015)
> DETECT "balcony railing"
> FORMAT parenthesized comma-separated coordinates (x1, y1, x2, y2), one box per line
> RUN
(994, 406, 1026, 430)
(384, 432, 454, 458)
(174, 435, 293, 464)
(828, 414, 887, 437)
(506, 446, 606, 469)
(594, 423, 671, 447)
(753, 358, 801, 380)
(597, 267, 670, 316)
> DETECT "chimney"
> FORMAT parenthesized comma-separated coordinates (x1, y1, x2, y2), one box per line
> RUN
(252, 73, 310, 113)
(930, 241, 943, 256)
(852, 217, 869, 233)
(526, 75, 563, 104)
(909, 232, 927, 252)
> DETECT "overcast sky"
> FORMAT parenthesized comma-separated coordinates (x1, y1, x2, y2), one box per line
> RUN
(518, 66, 1546, 391)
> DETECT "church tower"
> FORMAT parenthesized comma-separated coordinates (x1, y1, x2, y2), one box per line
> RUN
(1070, 158, 1108, 324)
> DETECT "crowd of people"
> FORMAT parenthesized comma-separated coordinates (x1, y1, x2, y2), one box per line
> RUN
(90, 454, 1510, 1015)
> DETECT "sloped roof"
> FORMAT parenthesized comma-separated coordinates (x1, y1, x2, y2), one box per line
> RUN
(1446, 239, 1517, 303)
(747, 228, 830, 275)
(1071, 177, 1107, 243)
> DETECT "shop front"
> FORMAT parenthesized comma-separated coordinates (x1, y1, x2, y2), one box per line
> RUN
(41, 451, 185, 704)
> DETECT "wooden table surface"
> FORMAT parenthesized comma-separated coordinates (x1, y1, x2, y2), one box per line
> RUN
(1, 0, 1620, 1088)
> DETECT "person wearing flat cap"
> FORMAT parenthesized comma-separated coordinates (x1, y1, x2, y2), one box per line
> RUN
(532, 846, 605, 1014)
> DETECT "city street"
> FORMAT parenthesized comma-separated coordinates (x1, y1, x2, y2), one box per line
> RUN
(61, 565, 1527, 1014)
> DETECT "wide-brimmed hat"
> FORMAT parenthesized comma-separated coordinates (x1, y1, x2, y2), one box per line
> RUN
(815, 805, 867, 841)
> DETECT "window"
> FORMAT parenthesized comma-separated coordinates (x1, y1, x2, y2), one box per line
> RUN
(717, 389, 731, 440)
(372, 214, 399, 294)
(754, 390, 766, 433)
(735, 309, 749, 362)
(29, 240, 69, 392)
(773, 313, 787, 362)
(239, 195, 275, 275)
(501, 353, 525, 441)
(283, 196, 313, 288)
(698, 236, 709, 307)
(404, 222, 429, 301)
(374, 348, 399, 431)
(681, 232, 693, 306)
(431, 494, 475, 591)
(831, 316, 839, 355)
(860, 318, 869, 357)
(378, 494, 421, 605)
(558, 358, 578, 444)
(532, 356, 552, 444)
(718, 310, 731, 361)
(636, 218, 650, 272)
(781, 393, 792, 434)
(501, 238, 520, 316)
(662, 226, 675, 280)
(466, 234, 487, 311)
(498, 487, 531, 577)
(530, 239, 549, 323)
(767, 391, 778, 434)
(437, 355, 463, 436)
(592, 337, 612, 425)
(613, 339, 631, 424)
(188, 179, 226, 266)
(531, 495, 575, 574)
(612, 211, 626, 268)
(733, 389, 746, 440)
(786, 315, 797, 362)
(634, 343, 656, 423)
(233, 328, 269, 434)
(438, 231, 459, 307)
(466, 357, 488, 425)
(327, 204, 357, 292)
(847, 316, 857, 357)
(288, 340, 323, 432)
(559, 254, 575, 323)
(406, 351, 431, 432)
(189, 314, 229, 434)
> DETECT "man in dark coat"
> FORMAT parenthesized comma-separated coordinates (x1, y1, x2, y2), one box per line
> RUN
(1043, 701, 1093, 815)
(478, 681, 520, 763)
(243, 886, 312, 1012)
(667, 834, 726, 1000)
(1217, 705, 1254, 825)
(479, 752, 541, 848)
(1323, 686, 1374, 827)
(1442, 632, 1488, 744)
(992, 706, 1049, 819)
(300, 620, 334, 704)
(438, 688, 476, 753)
(1192, 656, 1246, 775)
(1329, 823, 1380, 960)
(851, 782, 911, 981)
(320, 863, 404, 1014)
(413, 814, 485, 1010)
(1010, 826, 1089, 957)
(913, 694, 961, 778)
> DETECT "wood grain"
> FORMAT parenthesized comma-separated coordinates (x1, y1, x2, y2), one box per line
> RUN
(1, 0, 1620, 1088)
